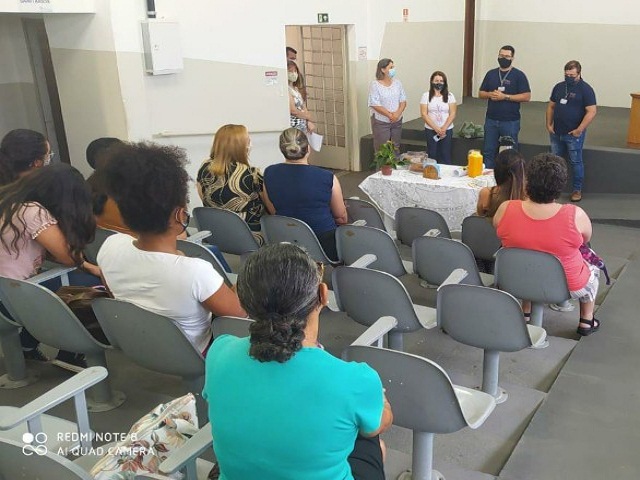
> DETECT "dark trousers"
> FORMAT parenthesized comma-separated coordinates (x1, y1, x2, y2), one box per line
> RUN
(348, 434, 385, 480)
(425, 128, 453, 164)
(371, 116, 403, 154)
(318, 229, 339, 262)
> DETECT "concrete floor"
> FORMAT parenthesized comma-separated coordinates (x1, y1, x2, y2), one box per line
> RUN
(2, 175, 640, 479)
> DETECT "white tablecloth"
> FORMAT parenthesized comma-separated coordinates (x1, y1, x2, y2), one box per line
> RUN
(359, 165, 496, 231)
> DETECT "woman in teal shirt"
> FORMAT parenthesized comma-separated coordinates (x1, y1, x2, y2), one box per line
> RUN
(203, 243, 393, 479)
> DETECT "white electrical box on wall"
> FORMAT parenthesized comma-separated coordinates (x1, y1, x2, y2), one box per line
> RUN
(141, 20, 183, 75)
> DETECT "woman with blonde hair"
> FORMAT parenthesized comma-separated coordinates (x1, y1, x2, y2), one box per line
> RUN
(197, 124, 266, 242)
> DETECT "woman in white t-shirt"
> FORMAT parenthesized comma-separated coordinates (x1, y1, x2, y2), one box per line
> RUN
(420, 71, 457, 164)
(97, 142, 246, 355)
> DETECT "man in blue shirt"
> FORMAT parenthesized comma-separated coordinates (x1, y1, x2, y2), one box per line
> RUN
(479, 45, 531, 168)
(546, 60, 597, 202)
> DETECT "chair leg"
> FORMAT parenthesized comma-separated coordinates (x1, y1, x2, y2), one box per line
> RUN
(482, 349, 507, 404)
(0, 329, 39, 389)
(185, 376, 208, 426)
(530, 302, 544, 327)
(405, 431, 445, 480)
(388, 331, 404, 352)
(84, 352, 126, 412)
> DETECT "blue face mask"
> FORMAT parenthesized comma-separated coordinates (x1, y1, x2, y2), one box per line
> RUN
(388, 67, 396, 78)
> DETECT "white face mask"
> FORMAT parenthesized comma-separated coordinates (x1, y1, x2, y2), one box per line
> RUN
(288, 71, 299, 83)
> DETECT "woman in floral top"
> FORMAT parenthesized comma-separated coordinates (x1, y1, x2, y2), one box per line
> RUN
(197, 124, 266, 244)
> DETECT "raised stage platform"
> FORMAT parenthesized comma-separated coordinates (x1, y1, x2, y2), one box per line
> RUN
(359, 97, 640, 194)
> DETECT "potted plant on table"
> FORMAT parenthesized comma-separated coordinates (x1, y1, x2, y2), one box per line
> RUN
(370, 141, 406, 176)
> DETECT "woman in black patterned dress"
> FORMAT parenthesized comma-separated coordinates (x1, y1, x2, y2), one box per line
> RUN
(197, 124, 266, 244)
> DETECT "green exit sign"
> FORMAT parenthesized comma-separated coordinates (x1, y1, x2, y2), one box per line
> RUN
(317, 13, 329, 23)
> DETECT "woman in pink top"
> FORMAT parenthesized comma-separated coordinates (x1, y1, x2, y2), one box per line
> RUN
(494, 153, 600, 336)
(0, 164, 99, 363)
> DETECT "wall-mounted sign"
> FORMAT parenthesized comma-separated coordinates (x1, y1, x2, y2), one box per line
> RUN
(317, 13, 329, 24)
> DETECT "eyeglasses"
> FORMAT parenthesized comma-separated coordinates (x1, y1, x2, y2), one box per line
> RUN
(498, 54, 513, 60)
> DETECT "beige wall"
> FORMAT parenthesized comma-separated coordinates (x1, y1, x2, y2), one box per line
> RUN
(474, 20, 640, 108)
(377, 21, 465, 120)
(49, 48, 128, 176)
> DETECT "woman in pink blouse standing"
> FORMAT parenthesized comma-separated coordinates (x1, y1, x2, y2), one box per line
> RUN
(368, 58, 407, 154)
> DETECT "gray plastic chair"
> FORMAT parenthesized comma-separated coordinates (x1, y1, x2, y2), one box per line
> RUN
(0, 306, 39, 389)
(461, 216, 502, 262)
(261, 215, 339, 265)
(0, 367, 107, 459)
(412, 236, 490, 287)
(0, 278, 125, 412)
(336, 224, 408, 277)
(345, 345, 496, 480)
(83, 227, 117, 265)
(176, 239, 235, 287)
(0, 266, 74, 390)
(494, 247, 571, 328)
(396, 207, 452, 246)
(332, 266, 437, 351)
(345, 198, 386, 231)
(193, 206, 261, 256)
(91, 297, 208, 422)
(212, 316, 254, 338)
(437, 283, 547, 404)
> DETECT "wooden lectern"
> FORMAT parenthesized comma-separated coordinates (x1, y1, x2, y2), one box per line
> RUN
(628, 93, 640, 148)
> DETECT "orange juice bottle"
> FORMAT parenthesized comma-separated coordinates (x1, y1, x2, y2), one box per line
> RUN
(467, 150, 483, 177)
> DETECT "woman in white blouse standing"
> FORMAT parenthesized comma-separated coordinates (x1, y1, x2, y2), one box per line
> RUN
(368, 58, 406, 154)
(420, 70, 457, 164)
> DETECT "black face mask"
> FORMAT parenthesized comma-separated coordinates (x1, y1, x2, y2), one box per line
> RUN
(432, 83, 444, 91)
(565, 75, 578, 86)
(498, 57, 512, 69)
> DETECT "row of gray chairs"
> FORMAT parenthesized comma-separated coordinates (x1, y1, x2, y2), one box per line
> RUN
(1, 315, 497, 480)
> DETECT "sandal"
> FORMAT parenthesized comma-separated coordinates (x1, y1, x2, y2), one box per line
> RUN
(523, 312, 531, 323)
(577, 317, 600, 336)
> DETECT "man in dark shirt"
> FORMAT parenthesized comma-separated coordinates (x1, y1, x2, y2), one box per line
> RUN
(546, 60, 597, 202)
(479, 45, 531, 168)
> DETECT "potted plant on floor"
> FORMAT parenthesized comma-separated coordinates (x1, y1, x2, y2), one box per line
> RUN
(370, 141, 406, 176)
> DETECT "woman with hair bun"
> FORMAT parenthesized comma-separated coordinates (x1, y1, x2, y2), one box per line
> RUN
(204, 243, 393, 480)
(262, 128, 347, 261)
(476, 149, 526, 218)
(0, 129, 51, 185)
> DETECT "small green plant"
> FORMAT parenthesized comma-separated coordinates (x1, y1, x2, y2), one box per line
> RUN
(370, 141, 407, 170)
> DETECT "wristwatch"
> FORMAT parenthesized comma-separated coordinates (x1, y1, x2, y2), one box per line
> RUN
(506, 95, 511, 101)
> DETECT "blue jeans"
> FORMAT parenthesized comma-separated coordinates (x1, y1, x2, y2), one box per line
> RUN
(425, 128, 453, 164)
(550, 132, 586, 192)
(482, 118, 520, 168)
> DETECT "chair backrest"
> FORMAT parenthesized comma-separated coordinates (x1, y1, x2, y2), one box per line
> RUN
(84, 227, 117, 264)
(461, 216, 502, 261)
(336, 225, 406, 277)
(0, 278, 108, 353)
(494, 247, 570, 304)
(332, 266, 423, 332)
(212, 316, 255, 338)
(412, 236, 484, 286)
(92, 298, 204, 378)
(344, 346, 467, 433)
(193, 207, 260, 256)
(260, 215, 336, 264)
(437, 283, 531, 352)
(396, 207, 452, 246)
(176, 240, 233, 287)
(0, 438, 92, 479)
(345, 198, 386, 231)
